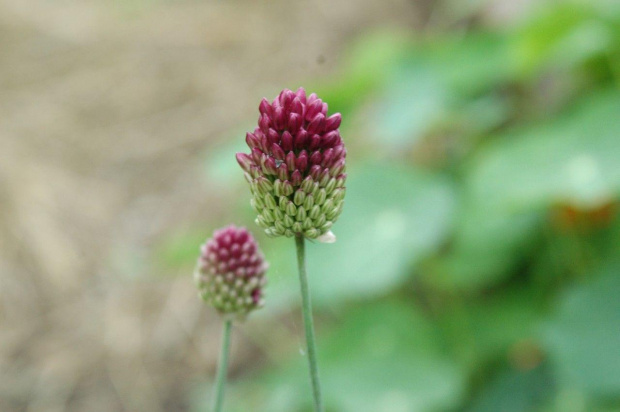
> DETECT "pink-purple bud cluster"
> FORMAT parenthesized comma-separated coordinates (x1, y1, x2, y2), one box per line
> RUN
(194, 226, 267, 318)
(236, 88, 346, 239)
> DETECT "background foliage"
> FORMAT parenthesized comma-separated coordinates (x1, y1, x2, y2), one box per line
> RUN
(183, 1, 620, 411)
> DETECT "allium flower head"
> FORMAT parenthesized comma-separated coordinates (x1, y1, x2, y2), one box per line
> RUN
(194, 225, 268, 319)
(236, 88, 347, 239)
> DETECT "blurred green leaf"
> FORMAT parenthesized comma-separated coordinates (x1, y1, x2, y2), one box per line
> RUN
(438, 288, 544, 371)
(511, 3, 612, 75)
(315, 161, 455, 304)
(426, 208, 542, 292)
(468, 90, 620, 212)
(466, 364, 555, 412)
(321, 302, 465, 412)
(314, 30, 412, 116)
(189, 6, 620, 412)
(375, 65, 450, 149)
(467, 289, 542, 358)
(229, 301, 466, 412)
(425, 33, 514, 96)
(543, 264, 620, 398)
(372, 33, 513, 151)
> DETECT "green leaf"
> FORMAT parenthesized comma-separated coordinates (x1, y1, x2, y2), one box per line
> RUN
(425, 207, 542, 292)
(466, 364, 555, 412)
(438, 288, 544, 370)
(228, 301, 466, 412)
(424, 32, 515, 96)
(468, 90, 620, 212)
(543, 265, 620, 398)
(371, 33, 513, 151)
(310, 161, 456, 305)
(375, 65, 450, 149)
(511, 3, 615, 75)
(321, 302, 465, 412)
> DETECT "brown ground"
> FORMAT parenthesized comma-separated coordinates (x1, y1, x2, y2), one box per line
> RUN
(0, 1, 419, 411)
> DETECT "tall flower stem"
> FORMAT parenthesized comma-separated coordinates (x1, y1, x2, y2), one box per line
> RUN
(295, 234, 324, 412)
(212, 319, 232, 412)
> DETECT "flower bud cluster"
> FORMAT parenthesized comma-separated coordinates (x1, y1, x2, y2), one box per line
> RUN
(236, 88, 346, 239)
(194, 226, 267, 318)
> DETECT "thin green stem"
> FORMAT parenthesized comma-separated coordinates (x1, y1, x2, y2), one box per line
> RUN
(212, 319, 232, 412)
(295, 235, 324, 412)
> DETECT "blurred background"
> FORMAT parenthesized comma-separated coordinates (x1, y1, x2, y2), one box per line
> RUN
(1, 0, 619, 411)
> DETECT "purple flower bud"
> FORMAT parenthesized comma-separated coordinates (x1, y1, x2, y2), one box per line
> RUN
(285, 151, 296, 171)
(271, 143, 286, 160)
(280, 89, 294, 109)
(319, 168, 331, 186)
(291, 98, 303, 115)
(321, 131, 339, 148)
(246, 132, 260, 149)
(310, 151, 322, 165)
(277, 163, 289, 181)
(291, 170, 302, 186)
(320, 102, 328, 116)
(257, 131, 269, 152)
(321, 148, 334, 168)
(324, 113, 342, 132)
(294, 130, 309, 150)
(295, 87, 307, 103)
(267, 128, 280, 146)
(296, 150, 308, 172)
(330, 158, 346, 177)
(263, 156, 278, 175)
(195, 225, 268, 318)
(305, 101, 323, 122)
(306, 113, 325, 135)
(273, 106, 285, 130)
(332, 144, 345, 160)
(251, 148, 263, 164)
(288, 113, 303, 132)
(236, 153, 253, 173)
(236, 88, 347, 239)
(309, 165, 322, 180)
(309, 134, 322, 151)
(307, 92, 318, 105)
(281, 131, 294, 151)
(259, 98, 271, 116)
(259, 113, 270, 133)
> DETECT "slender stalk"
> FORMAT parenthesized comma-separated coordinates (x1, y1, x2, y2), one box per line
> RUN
(212, 319, 232, 412)
(294, 235, 324, 412)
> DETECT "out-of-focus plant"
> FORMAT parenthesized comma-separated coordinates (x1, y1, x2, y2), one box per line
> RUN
(169, 1, 620, 411)
(194, 226, 268, 412)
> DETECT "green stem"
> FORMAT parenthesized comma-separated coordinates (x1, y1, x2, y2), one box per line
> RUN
(295, 235, 324, 412)
(212, 319, 232, 412)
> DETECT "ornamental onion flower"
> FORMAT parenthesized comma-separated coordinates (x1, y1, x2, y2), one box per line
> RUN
(236, 88, 347, 239)
(194, 225, 268, 319)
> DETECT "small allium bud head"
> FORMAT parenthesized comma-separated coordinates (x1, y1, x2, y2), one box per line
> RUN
(194, 225, 268, 319)
(236, 88, 347, 239)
